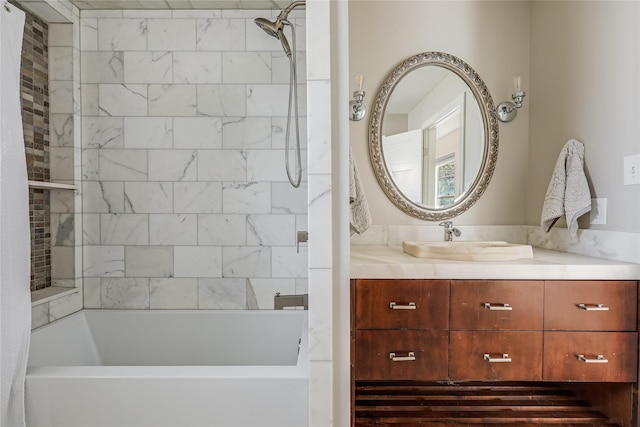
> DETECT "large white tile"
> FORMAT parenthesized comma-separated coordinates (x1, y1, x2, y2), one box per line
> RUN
(272, 51, 306, 85)
(100, 213, 149, 245)
(271, 115, 307, 149)
(82, 116, 124, 148)
(173, 182, 222, 213)
(196, 18, 245, 51)
(98, 84, 148, 117)
(148, 150, 197, 181)
(147, 18, 196, 51)
(197, 150, 246, 181)
(81, 51, 124, 83)
(198, 278, 246, 309)
(196, 84, 246, 117)
(97, 18, 147, 51)
(81, 84, 99, 115)
(50, 47, 74, 81)
(31, 303, 49, 329)
(124, 182, 173, 213)
(150, 278, 198, 309)
(84, 278, 101, 309)
(82, 213, 100, 245)
(125, 246, 173, 278)
(124, 117, 173, 149)
(50, 114, 74, 148)
(173, 52, 222, 84)
(197, 214, 246, 245)
(222, 182, 271, 213)
(247, 149, 287, 181)
(247, 214, 295, 246)
(124, 51, 173, 84)
(49, 292, 83, 322)
(49, 23, 73, 47)
(99, 149, 147, 181)
(101, 278, 150, 309)
(174, 246, 222, 278)
(306, 80, 331, 174)
(149, 84, 197, 116)
(83, 245, 125, 277)
(271, 182, 307, 214)
(222, 246, 270, 277)
(50, 147, 74, 181)
(82, 181, 125, 213)
(82, 149, 99, 180)
(222, 52, 271, 84)
(49, 81, 74, 114)
(246, 84, 290, 117)
(174, 117, 222, 149)
(51, 247, 74, 279)
(149, 214, 197, 245)
(80, 18, 98, 50)
(308, 174, 332, 269)
(222, 117, 270, 149)
(272, 246, 308, 278)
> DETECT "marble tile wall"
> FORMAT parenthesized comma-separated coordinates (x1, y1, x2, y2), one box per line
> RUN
(80, 9, 308, 310)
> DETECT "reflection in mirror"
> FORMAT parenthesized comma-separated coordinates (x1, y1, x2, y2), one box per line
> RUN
(369, 52, 499, 221)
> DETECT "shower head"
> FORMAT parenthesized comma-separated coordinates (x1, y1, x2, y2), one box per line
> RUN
(254, 17, 282, 39)
(254, 1, 305, 58)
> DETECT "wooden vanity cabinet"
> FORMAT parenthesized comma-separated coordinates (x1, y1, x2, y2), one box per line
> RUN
(352, 279, 639, 426)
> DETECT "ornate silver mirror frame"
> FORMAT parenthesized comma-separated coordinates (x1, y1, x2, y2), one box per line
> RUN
(369, 52, 499, 221)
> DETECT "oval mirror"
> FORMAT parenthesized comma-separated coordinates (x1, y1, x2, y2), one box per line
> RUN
(369, 52, 499, 221)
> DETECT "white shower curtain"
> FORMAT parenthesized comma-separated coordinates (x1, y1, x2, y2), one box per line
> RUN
(0, 2, 31, 427)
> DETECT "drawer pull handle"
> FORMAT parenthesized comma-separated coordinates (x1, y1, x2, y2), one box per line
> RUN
(389, 302, 416, 310)
(389, 352, 416, 362)
(577, 303, 609, 311)
(578, 354, 609, 363)
(483, 353, 512, 363)
(483, 303, 512, 311)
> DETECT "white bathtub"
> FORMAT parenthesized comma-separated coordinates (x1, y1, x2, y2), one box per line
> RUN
(26, 309, 308, 427)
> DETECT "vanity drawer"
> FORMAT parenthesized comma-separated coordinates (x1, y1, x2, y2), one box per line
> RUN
(449, 331, 542, 381)
(543, 332, 638, 382)
(450, 280, 544, 330)
(355, 280, 449, 330)
(544, 281, 637, 331)
(354, 330, 448, 381)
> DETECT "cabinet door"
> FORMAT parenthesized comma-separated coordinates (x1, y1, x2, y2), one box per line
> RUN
(543, 331, 638, 382)
(355, 280, 449, 330)
(354, 330, 449, 381)
(450, 331, 543, 381)
(450, 280, 543, 330)
(544, 281, 637, 331)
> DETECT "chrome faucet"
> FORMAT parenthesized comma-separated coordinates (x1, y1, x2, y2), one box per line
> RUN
(439, 221, 461, 242)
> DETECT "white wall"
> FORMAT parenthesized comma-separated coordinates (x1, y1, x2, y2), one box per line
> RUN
(79, 10, 309, 310)
(528, 1, 640, 233)
(349, 1, 531, 226)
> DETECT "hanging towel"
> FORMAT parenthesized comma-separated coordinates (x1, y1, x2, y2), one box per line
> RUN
(349, 146, 372, 236)
(1, 4, 31, 427)
(541, 138, 591, 238)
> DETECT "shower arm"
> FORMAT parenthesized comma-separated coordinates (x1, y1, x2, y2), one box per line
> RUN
(279, 1, 306, 20)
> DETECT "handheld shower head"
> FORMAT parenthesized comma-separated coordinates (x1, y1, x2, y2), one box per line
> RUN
(254, 1, 304, 58)
(254, 17, 281, 38)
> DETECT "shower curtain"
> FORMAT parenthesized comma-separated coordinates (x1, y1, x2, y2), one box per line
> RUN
(0, 2, 31, 426)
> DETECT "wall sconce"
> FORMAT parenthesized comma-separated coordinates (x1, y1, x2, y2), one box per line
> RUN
(349, 73, 367, 121)
(496, 75, 526, 123)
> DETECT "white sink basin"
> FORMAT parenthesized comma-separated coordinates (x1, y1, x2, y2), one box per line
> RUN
(402, 241, 534, 262)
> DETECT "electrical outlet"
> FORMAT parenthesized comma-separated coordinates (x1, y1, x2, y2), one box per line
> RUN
(624, 154, 640, 185)
(590, 198, 607, 225)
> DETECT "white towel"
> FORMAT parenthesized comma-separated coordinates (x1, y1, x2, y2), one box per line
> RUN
(541, 139, 592, 238)
(349, 147, 372, 236)
(1, 4, 31, 427)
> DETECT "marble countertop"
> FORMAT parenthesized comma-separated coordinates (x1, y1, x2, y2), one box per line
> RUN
(351, 245, 640, 280)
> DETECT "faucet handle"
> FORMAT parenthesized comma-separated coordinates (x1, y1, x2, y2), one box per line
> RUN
(439, 221, 453, 229)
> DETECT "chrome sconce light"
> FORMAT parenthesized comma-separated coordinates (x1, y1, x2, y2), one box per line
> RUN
(349, 73, 367, 121)
(496, 75, 526, 123)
